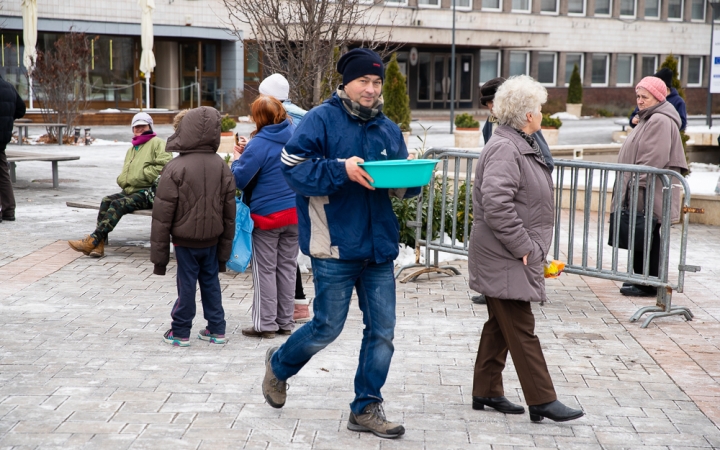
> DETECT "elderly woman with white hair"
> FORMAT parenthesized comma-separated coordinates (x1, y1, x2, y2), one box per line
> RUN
(467, 75, 584, 423)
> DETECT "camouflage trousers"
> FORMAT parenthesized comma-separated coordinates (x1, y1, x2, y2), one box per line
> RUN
(91, 191, 152, 244)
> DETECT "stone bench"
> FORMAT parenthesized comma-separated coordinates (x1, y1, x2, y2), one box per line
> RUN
(8, 151, 80, 188)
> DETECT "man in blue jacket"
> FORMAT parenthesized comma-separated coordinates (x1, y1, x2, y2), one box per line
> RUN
(261, 48, 419, 440)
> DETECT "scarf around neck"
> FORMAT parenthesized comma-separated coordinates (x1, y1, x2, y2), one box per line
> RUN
(337, 86, 383, 122)
(514, 128, 543, 160)
(132, 131, 156, 148)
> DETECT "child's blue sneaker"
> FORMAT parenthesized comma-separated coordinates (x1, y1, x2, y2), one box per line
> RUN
(198, 328, 227, 344)
(163, 329, 190, 347)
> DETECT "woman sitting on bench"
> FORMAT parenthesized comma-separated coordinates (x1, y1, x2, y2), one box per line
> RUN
(68, 113, 171, 257)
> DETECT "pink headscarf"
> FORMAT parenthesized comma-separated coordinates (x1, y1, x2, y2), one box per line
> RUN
(636, 76, 667, 102)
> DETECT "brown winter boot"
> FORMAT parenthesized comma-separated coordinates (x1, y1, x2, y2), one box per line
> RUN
(293, 299, 311, 324)
(89, 240, 104, 257)
(68, 235, 98, 256)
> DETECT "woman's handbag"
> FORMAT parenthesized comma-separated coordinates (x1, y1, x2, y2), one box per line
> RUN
(227, 195, 254, 272)
(608, 184, 658, 250)
(607, 210, 658, 250)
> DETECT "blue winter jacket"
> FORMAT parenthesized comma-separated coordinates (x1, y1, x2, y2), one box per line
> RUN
(281, 93, 420, 263)
(231, 119, 297, 216)
(283, 100, 307, 126)
(630, 87, 687, 131)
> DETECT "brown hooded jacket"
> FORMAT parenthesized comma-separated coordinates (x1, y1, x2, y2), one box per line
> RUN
(150, 107, 236, 275)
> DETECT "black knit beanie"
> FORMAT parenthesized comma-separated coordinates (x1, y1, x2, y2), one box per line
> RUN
(653, 68, 673, 88)
(337, 48, 385, 86)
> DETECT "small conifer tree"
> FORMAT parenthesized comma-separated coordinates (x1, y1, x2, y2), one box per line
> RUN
(659, 54, 685, 99)
(383, 53, 412, 132)
(567, 64, 583, 104)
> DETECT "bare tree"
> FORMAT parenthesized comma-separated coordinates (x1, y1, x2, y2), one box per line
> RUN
(222, 0, 398, 110)
(30, 31, 92, 142)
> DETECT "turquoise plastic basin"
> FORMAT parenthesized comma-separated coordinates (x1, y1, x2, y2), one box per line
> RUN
(358, 159, 440, 188)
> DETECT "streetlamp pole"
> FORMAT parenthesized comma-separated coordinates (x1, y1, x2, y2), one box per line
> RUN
(450, 0, 456, 134)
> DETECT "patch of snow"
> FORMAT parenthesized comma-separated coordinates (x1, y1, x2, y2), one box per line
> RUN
(551, 112, 580, 120)
(684, 125, 720, 134)
(688, 162, 720, 172)
(92, 139, 131, 146)
(394, 233, 469, 267)
(99, 108, 121, 113)
(686, 170, 720, 196)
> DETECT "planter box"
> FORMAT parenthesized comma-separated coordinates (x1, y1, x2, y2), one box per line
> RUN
(454, 128, 481, 148)
(541, 128, 559, 145)
(566, 103, 582, 117)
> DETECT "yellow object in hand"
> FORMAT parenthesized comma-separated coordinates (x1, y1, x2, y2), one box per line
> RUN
(543, 260, 566, 278)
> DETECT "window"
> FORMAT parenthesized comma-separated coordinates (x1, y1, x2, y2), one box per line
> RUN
(385, 0, 408, 5)
(616, 54, 634, 86)
(419, 0, 441, 7)
(691, 0, 705, 20)
(480, 51, 501, 83)
(644, 0, 660, 17)
(541, 0, 558, 13)
(592, 54, 609, 85)
(509, 52, 529, 76)
(687, 57, 703, 86)
(482, 0, 501, 9)
(620, 0, 636, 16)
(595, 0, 611, 15)
(565, 53, 584, 86)
(512, 0, 531, 12)
(538, 53, 557, 85)
(568, 0, 585, 14)
(453, 0, 472, 8)
(668, 0, 683, 19)
(641, 56, 657, 77)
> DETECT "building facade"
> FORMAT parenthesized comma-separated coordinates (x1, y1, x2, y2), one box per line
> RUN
(1, 0, 713, 113)
(369, 0, 711, 113)
(1, 0, 243, 111)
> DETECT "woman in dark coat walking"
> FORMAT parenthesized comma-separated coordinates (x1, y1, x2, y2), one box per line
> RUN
(468, 75, 584, 423)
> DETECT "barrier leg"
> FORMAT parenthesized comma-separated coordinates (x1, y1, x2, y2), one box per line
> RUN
(10, 162, 16, 183)
(630, 287, 693, 327)
(398, 266, 461, 283)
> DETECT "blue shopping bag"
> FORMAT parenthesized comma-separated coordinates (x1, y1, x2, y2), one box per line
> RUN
(227, 195, 253, 272)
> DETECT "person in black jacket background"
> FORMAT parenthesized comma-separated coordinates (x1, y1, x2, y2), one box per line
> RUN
(0, 75, 26, 222)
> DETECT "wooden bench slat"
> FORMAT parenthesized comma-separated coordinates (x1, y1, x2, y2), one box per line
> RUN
(66, 201, 153, 216)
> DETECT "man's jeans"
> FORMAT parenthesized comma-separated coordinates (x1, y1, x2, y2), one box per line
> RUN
(271, 257, 396, 415)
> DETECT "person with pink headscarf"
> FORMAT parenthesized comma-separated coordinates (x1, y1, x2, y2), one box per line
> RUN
(614, 76, 688, 297)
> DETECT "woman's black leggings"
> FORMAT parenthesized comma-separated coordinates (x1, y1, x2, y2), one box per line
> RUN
(295, 264, 305, 299)
(632, 224, 661, 292)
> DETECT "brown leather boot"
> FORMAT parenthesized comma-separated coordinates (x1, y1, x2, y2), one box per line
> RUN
(68, 235, 97, 255)
(89, 240, 104, 257)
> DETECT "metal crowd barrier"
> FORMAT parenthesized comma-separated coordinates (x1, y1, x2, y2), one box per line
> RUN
(395, 148, 703, 328)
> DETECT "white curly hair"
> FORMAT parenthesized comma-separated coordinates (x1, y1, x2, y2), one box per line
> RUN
(492, 75, 548, 130)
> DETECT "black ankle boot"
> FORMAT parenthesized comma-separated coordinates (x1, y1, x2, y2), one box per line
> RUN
(472, 396, 525, 414)
(528, 400, 584, 422)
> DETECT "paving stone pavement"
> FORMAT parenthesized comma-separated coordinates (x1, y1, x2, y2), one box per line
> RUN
(2, 140, 720, 449)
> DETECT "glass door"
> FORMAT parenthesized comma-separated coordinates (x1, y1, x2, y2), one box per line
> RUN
(417, 53, 474, 109)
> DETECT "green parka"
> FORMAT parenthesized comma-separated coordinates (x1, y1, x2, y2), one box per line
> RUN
(116, 137, 171, 194)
